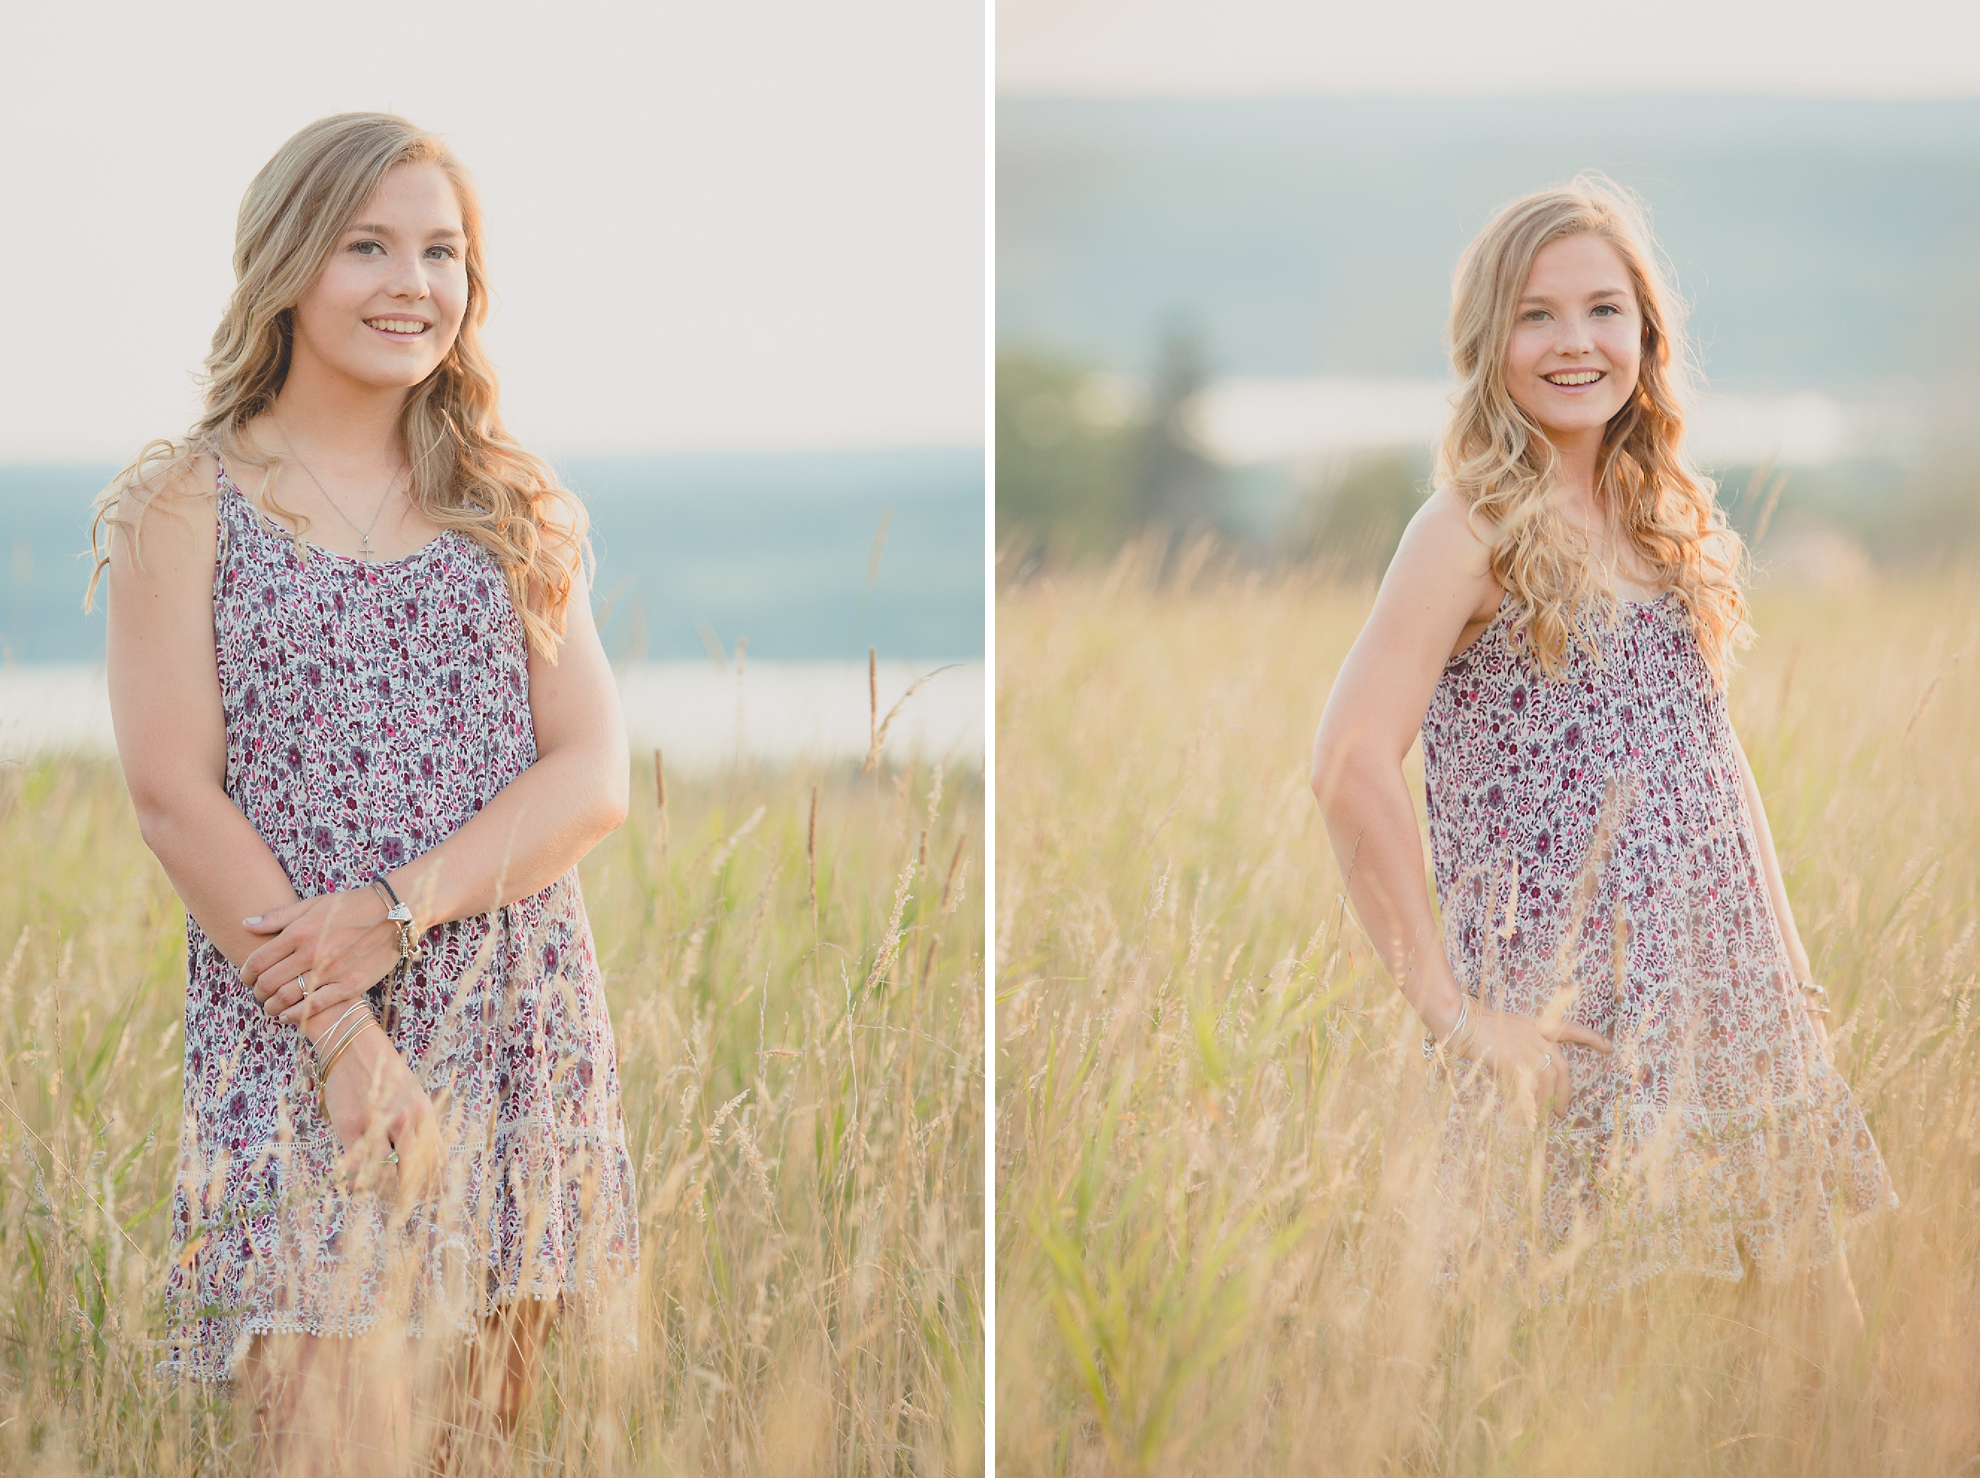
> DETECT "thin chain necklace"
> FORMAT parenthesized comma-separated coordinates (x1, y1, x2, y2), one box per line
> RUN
(272, 416, 405, 559)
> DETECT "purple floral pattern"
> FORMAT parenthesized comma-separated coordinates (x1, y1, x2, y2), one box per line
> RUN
(164, 460, 637, 1380)
(1420, 593, 1894, 1289)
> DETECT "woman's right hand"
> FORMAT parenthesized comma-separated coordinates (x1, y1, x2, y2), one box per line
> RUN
(1450, 1002, 1613, 1120)
(318, 1022, 441, 1200)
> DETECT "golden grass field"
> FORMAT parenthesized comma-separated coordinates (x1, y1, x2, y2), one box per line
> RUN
(996, 550, 1980, 1476)
(0, 745, 983, 1474)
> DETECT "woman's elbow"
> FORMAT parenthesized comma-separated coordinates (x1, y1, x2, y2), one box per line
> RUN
(537, 734, 629, 837)
(597, 793, 630, 837)
(131, 797, 173, 855)
(594, 766, 630, 836)
(1309, 732, 1350, 807)
(1309, 731, 1381, 813)
(126, 779, 189, 857)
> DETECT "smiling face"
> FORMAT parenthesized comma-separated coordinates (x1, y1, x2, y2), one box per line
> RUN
(1503, 232, 1642, 450)
(287, 159, 469, 394)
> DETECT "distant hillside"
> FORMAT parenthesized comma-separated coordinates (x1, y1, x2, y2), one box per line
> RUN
(998, 96, 1980, 392)
(0, 449, 983, 665)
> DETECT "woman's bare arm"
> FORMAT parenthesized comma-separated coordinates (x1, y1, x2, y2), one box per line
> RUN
(1311, 489, 1501, 1031)
(1310, 489, 1609, 1114)
(105, 455, 303, 967)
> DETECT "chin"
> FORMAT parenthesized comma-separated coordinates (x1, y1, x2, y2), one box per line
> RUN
(1529, 403, 1627, 440)
(351, 358, 443, 390)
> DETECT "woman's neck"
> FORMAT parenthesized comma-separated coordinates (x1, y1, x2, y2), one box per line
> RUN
(268, 351, 410, 471)
(1537, 430, 1650, 580)
(1541, 425, 1604, 510)
(1548, 469, 1662, 595)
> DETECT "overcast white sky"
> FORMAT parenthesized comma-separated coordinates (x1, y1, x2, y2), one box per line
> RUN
(3, 0, 983, 462)
(1000, 0, 1980, 96)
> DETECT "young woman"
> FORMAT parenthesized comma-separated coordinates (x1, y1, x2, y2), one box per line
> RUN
(94, 113, 637, 1468)
(1309, 178, 1893, 1300)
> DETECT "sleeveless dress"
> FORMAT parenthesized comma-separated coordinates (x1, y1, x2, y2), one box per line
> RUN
(162, 459, 638, 1380)
(1419, 592, 1894, 1290)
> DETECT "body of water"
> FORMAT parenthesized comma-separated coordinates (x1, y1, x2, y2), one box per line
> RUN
(0, 659, 983, 772)
(1, 447, 985, 666)
(2, 447, 984, 767)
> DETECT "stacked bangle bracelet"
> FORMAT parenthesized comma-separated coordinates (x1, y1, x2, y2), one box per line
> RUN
(1798, 980, 1832, 1016)
(1421, 996, 1478, 1062)
(314, 999, 379, 1092)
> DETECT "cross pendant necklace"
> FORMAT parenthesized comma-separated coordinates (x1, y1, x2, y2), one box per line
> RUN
(272, 416, 403, 559)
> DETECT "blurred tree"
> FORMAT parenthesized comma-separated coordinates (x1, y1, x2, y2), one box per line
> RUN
(1286, 450, 1430, 578)
(995, 351, 1134, 564)
(1129, 323, 1225, 535)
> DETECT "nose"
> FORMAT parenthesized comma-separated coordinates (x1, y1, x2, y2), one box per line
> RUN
(1554, 315, 1594, 356)
(384, 252, 432, 302)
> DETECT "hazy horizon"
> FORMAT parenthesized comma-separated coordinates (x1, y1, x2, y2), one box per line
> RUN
(1, 446, 984, 666)
(1000, 95, 1980, 399)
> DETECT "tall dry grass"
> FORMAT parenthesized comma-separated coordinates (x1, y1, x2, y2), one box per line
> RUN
(0, 742, 982, 1474)
(997, 547, 1980, 1476)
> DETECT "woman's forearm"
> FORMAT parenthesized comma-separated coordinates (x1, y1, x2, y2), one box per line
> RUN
(135, 786, 366, 1045)
(381, 742, 628, 932)
(133, 780, 301, 969)
(1312, 740, 1462, 1034)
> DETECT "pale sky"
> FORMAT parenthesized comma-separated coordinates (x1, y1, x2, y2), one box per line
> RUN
(4, 0, 984, 462)
(1000, 0, 1980, 96)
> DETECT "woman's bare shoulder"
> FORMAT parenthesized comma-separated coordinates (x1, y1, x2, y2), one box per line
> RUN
(1383, 488, 1502, 619)
(115, 446, 219, 512)
(105, 446, 222, 575)
(1401, 487, 1491, 563)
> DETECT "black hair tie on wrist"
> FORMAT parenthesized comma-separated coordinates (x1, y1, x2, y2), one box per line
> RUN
(370, 875, 423, 963)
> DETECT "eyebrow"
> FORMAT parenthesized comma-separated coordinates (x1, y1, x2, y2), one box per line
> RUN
(1519, 286, 1632, 304)
(345, 222, 465, 240)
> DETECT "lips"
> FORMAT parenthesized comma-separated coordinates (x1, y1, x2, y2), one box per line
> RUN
(365, 318, 429, 336)
(1543, 370, 1604, 387)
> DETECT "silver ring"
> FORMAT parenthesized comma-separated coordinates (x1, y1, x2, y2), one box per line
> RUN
(297, 972, 313, 998)
(1538, 1052, 1553, 1070)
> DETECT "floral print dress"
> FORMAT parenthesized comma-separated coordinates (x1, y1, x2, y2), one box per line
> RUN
(1420, 592, 1894, 1290)
(163, 458, 638, 1380)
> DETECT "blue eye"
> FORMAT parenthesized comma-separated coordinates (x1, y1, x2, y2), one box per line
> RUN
(424, 244, 458, 261)
(351, 240, 384, 256)
(1592, 304, 1622, 317)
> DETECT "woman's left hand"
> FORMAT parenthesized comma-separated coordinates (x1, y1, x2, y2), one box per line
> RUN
(241, 888, 403, 1027)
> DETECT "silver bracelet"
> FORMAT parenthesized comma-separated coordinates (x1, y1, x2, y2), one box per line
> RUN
(322, 1001, 375, 1057)
(316, 1015, 375, 1086)
(1798, 980, 1832, 1016)
(1421, 996, 1470, 1061)
(312, 1001, 375, 1078)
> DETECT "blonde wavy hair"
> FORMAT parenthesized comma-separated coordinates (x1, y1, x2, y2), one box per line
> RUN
(89, 112, 584, 660)
(1437, 174, 1748, 684)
